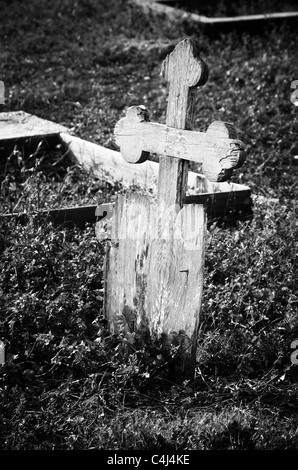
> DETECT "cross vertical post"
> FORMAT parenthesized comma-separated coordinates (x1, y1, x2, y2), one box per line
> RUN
(158, 38, 208, 207)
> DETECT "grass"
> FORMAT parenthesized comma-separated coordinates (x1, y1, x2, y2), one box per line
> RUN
(0, 0, 298, 450)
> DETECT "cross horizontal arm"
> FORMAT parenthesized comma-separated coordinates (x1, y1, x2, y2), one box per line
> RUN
(114, 106, 245, 182)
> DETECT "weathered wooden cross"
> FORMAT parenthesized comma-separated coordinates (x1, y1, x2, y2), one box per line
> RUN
(101, 38, 245, 380)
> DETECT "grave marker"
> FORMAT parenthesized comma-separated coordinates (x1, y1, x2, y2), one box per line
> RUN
(102, 38, 246, 380)
(114, 106, 245, 182)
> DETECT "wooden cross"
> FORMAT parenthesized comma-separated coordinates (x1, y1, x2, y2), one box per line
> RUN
(102, 38, 245, 380)
(114, 105, 245, 182)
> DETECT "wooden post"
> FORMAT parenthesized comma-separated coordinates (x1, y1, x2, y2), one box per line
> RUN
(158, 38, 208, 207)
(103, 38, 245, 381)
(153, 40, 207, 377)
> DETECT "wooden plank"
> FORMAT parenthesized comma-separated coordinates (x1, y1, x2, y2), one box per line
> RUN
(153, 38, 208, 378)
(104, 193, 206, 378)
(0, 112, 249, 193)
(200, 11, 298, 24)
(45, 205, 100, 228)
(0, 185, 253, 229)
(0, 184, 252, 229)
(59, 131, 209, 191)
(59, 132, 159, 190)
(185, 188, 252, 206)
(114, 105, 245, 182)
(185, 188, 253, 223)
(0, 205, 105, 229)
(136, 1, 298, 25)
(0, 111, 68, 140)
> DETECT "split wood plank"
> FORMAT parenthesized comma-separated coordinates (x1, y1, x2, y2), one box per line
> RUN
(104, 193, 206, 372)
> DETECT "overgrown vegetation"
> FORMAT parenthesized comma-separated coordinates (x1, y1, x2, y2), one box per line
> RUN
(0, 0, 297, 450)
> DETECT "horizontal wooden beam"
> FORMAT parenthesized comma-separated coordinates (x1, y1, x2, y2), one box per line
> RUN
(1, 184, 253, 229)
(0, 205, 103, 229)
(135, 0, 298, 26)
(59, 132, 208, 191)
(0, 114, 252, 229)
(114, 106, 245, 182)
(185, 188, 252, 223)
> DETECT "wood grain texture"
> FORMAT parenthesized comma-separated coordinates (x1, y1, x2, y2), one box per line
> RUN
(114, 105, 245, 182)
(155, 38, 208, 377)
(158, 38, 208, 208)
(59, 132, 202, 191)
(106, 37, 246, 380)
(106, 39, 210, 380)
(105, 193, 206, 377)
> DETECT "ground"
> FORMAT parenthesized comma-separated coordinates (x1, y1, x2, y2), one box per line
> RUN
(0, 0, 298, 451)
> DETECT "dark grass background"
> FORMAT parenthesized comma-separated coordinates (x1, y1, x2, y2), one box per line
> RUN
(0, 0, 298, 450)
